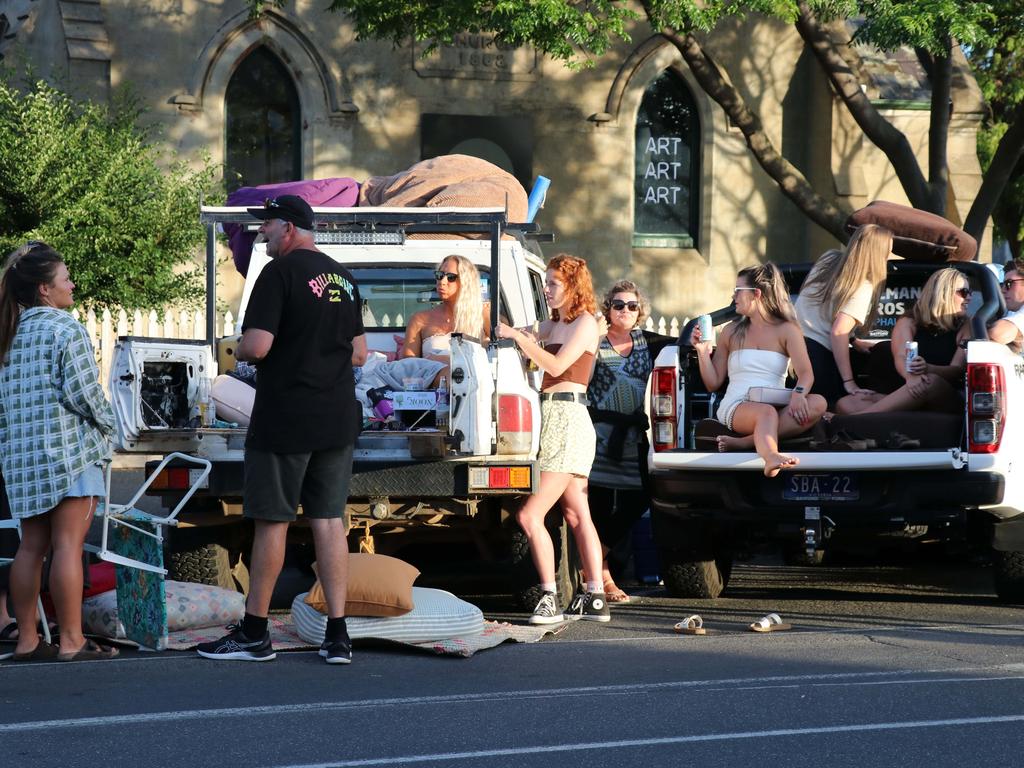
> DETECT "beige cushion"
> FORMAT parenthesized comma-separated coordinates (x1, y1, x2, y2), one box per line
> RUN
(846, 201, 977, 262)
(306, 553, 420, 617)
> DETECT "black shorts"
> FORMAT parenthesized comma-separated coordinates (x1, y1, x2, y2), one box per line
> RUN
(244, 445, 354, 523)
(804, 337, 847, 409)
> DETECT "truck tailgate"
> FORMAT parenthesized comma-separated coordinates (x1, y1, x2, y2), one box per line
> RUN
(650, 449, 965, 472)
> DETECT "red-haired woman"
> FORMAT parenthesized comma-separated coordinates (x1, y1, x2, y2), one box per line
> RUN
(497, 254, 608, 624)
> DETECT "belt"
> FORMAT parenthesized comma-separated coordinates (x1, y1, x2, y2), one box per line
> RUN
(540, 392, 589, 405)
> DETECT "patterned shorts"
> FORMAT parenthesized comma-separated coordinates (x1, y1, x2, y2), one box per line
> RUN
(538, 400, 596, 478)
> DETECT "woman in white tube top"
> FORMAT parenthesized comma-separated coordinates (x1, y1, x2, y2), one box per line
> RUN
(401, 254, 490, 383)
(693, 263, 827, 477)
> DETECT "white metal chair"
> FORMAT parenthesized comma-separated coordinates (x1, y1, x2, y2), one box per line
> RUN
(0, 517, 53, 645)
(90, 452, 212, 575)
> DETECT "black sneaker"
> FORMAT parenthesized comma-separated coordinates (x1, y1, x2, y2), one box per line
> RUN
(529, 591, 563, 625)
(196, 624, 276, 662)
(563, 591, 611, 622)
(318, 634, 353, 665)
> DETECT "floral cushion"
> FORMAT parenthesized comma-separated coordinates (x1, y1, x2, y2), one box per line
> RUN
(83, 581, 245, 639)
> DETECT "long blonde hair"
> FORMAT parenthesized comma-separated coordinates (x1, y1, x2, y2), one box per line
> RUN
(802, 223, 892, 332)
(731, 263, 796, 348)
(440, 254, 484, 338)
(913, 268, 968, 333)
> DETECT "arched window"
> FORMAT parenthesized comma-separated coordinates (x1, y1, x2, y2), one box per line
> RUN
(633, 69, 700, 248)
(225, 46, 301, 191)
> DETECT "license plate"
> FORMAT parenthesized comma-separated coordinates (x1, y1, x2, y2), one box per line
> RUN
(782, 473, 859, 502)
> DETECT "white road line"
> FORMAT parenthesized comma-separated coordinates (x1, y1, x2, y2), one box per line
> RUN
(265, 714, 1024, 768)
(1, 664, 1023, 734)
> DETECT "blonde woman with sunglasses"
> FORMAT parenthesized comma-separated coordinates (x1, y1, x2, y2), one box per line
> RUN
(845, 268, 970, 415)
(402, 255, 490, 376)
(694, 264, 827, 477)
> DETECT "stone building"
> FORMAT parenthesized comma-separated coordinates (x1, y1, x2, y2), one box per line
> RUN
(3, 1, 990, 318)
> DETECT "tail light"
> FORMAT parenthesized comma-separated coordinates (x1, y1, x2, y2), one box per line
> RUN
(497, 394, 533, 454)
(651, 366, 678, 452)
(968, 363, 1006, 454)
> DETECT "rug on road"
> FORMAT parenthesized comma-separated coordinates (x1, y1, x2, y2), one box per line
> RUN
(164, 616, 562, 658)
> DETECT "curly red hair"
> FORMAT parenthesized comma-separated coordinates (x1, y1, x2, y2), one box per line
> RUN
(547, 253, 596, 322)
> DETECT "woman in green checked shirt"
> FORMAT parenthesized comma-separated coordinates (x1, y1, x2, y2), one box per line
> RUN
(0, 242, 118, 662)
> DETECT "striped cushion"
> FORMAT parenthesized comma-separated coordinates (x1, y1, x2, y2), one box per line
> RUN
(292, 587, 484, 644)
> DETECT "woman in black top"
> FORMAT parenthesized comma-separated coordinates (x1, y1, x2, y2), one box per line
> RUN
(847, 267, 970, 415)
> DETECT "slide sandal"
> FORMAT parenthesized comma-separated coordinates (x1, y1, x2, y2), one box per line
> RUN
(750, 613, 792, 632)
(673, 615, 706, 635)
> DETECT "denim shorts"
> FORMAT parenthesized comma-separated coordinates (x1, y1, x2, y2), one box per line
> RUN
(66, 462, 106, 499)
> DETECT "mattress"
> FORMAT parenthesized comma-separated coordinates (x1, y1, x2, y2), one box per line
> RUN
(292, 586, 484, 644)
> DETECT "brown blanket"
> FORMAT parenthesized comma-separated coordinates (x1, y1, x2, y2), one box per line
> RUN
(359, 154, 528, 237)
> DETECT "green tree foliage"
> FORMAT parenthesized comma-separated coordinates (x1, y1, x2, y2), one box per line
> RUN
(970, 1, 1024, 255)
(251, 0, 1023, 245)
(0, 79, 221, 309)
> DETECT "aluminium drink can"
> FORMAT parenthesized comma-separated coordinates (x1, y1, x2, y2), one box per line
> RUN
(904, 340, 919, 373)
(697, 314, 713, 344)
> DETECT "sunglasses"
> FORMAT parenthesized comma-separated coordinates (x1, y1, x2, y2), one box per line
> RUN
(263, 197, 282, 209)
(434, 270, 458, 283)
(609, 300, 639, 312)
(733, 286, 757, 297)
(1001, 278, 1024, 290)
(955, 287, 972, 298)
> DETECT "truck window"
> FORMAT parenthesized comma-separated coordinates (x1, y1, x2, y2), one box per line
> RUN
(528, 269, 547, 322)
(350, 266, 495, 330)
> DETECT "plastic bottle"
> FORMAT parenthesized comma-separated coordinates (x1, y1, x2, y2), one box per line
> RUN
(435, 376, 449, 431)
(199, 376, 216, 427)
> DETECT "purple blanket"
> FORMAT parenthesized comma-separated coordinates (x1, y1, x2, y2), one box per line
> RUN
(225, 178, 360, 275)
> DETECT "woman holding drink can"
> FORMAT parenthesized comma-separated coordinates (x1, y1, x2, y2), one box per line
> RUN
(841, 267, 970, 415)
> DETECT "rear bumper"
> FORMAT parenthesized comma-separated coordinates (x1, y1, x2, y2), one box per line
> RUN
(649, 468, 1004, 528)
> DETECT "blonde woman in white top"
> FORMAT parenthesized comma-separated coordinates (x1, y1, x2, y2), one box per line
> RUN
(695, 264, 827, 477)
(794, 223, 893, 414)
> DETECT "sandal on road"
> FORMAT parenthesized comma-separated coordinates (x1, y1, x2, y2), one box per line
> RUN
(13, 641, 59, 662)
(58, 639, 119, 662)
(749, 613, 792, 633)
(674, 615, 707, 635)
(0, 621, 17, 645)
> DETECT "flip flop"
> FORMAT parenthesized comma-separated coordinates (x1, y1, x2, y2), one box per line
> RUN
(13, 641, 59, 661)
(0, 650, 12, 661)
(58, 639, 119, 662)
(603, 582, 631, 604)
(0, 621, 17, 645)
(673, 614, 707, 635)
(749, 613, 792, 632)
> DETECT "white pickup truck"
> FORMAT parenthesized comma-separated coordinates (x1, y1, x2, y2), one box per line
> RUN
(645, 259, 1024, 601)
(108, 207, 574, 605)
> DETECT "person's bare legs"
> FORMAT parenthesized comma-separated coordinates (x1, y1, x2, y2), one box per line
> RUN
(244, 520, 290, 617)
(835, 391, 885, 415)
(47, 496, 96, 655)
(718, 395, 828, 452)
(9, 514, 49, 656)
(559, 477, 603, 588)
(730, 402, 798, 477)
(310, 518, 349, 619)
(515, 471, 572, 585)
(854, 376, 962, 415)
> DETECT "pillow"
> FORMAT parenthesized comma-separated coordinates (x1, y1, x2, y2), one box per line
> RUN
(845, 201, 977, 263)
(305, 553, 420, 617)
(82, 581, 245, 638)
(293, 587, 484, 644)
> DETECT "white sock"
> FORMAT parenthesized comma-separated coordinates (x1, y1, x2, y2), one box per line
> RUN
(541, 582, 557, 595)
(587, 581, 603, 594)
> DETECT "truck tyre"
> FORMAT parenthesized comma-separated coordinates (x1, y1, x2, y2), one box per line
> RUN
(511, 516, 581, 611)
(659, 550, 733, 599)
(993, 550, 1024, 603)
(165, 527, 238, 592)
(651, 511, 732, 599)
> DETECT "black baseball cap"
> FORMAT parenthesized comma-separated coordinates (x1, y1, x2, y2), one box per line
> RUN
(247, 195, 315, 230)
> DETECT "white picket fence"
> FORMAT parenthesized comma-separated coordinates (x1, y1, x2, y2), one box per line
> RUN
(78, 307, 683, 393)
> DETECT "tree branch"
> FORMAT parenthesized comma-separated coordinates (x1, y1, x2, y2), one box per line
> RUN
(965, 98, 1024, 242)
(926, 42, 952, 216)
(657, 28, 848, 240)
(795, 2, 932, 210)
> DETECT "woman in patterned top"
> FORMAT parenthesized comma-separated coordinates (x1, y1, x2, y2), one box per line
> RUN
(588, 281, 672, 603)
(0, 242, 118, 662)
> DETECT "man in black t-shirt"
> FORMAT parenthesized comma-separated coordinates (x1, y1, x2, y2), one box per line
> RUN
(198, 195, 367, 665)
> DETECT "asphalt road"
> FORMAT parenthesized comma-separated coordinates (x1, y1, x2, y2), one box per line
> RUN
(2, 557, 1022, 768)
